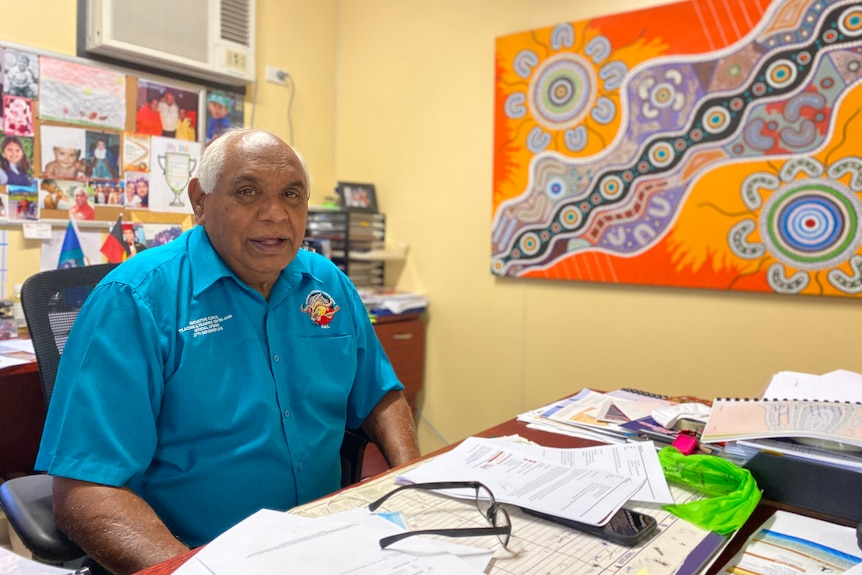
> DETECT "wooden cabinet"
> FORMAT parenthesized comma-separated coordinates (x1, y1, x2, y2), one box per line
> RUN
(373, 315, 425, 414)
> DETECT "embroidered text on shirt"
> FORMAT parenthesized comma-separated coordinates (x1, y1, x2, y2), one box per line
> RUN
(178, 314, 233, 337)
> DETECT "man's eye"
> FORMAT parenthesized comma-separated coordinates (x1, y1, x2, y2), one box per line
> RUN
(237, 187, 255, 196)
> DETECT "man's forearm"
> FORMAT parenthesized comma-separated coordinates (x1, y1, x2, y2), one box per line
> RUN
(362, 390, 421, 467)
(53, 477, 189, 575)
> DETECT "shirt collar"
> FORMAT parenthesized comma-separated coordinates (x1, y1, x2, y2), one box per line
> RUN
(188, 226, 320, 298)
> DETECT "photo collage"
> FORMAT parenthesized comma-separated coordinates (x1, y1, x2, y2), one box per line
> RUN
(0, 47, 245, 250)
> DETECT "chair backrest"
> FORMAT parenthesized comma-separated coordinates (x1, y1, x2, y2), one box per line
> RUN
(20, 264, 118, 408)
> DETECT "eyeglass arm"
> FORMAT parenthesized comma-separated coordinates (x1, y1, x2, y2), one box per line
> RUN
(379, 526, 510, 549)
(368, 481, 484, 512)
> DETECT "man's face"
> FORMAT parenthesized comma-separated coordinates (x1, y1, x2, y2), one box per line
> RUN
(188, 132, 309, 292)
(165, 92, 175, 105)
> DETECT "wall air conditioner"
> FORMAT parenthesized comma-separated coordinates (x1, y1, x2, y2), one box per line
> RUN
(85, 0, 255, 87)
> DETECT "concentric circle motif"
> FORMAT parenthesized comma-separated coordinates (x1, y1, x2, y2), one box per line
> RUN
(838, 7, 862, 37)
(528, 53, 597, 130)
(552, 222, 562, 232)
(730, 97, 744, 111)
(823, 29, 838, 43)
(512, 249, 521, 258)
(580, 202, 591, 211)
(519, 232, 541, 256)
(690, 128, 704, 142)
(796, 51, 811, 65)
(637, 161, 650, 173)
(765, 59, 798, 90)
(759, 179, 862, 269)
(649, 82, 676, 109)
(492, 258, 505, 273)
(598, 175, 624, 200)
(821, 77, 835, 89)
(540, 230, 550, 241)
(622, 171, 634, 182)
(752, 82, 767, 96)
(674, 138, 687, 151)
(648, 141, 675, 168)
(732, 143, 745, 154)
(591, 193, 602, 204)
(702, 106, 731, 135)
(560, 206, 583, 230)
(546, 178, 566, 199)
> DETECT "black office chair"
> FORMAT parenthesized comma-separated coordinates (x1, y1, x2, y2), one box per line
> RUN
(0, 263, 375, 566)
(0, 263, 117, 566)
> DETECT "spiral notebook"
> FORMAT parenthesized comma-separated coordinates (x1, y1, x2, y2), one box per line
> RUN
(701, 397, 862, 450)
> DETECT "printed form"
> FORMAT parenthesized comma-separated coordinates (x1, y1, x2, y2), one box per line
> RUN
(395, 436, 667, 524)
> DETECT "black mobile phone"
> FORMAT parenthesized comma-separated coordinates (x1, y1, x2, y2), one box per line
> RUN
(521, 507, 658, 546)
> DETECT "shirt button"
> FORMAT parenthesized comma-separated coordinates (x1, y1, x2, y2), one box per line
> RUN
(283, 410, 290, 418)
(273, 354, 280, 362)
(298, 463, 304, 471)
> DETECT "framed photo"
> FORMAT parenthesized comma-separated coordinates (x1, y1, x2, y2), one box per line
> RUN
(335, 181, 378, 213)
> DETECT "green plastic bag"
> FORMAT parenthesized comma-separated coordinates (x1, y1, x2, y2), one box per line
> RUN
(657, 446, 760, 534)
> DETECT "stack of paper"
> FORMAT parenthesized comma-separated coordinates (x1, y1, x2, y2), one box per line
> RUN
(395, 436, 673, 526)
(357, 288, 428, 316)
(718, 510, 862, 573)
(518, 388, 679, 444)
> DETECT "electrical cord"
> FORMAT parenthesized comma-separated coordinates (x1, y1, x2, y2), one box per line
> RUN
(284, 73, 295, 146)
(416, 408, 449, 446)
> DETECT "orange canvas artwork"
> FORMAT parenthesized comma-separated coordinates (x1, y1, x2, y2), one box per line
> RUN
(492, 0, 862, 297)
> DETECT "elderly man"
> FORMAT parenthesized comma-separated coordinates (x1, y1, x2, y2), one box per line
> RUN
(36, 129, 420, 574)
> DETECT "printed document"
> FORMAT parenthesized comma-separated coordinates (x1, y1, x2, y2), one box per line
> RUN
(175, 508, 489, 575)
(482, 436, 673, 504)
(717, 510, 862, 574)
(396, 436, 645, 525)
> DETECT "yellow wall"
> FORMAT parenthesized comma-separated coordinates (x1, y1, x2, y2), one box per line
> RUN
(4, 1, 862, 455)
(332, 0, 862, 453)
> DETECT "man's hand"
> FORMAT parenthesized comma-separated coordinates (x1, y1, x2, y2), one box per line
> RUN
(362, 390, 421, 468)
(53, 477, 189, 575)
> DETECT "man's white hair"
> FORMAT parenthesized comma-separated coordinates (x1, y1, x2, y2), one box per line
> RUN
(197, 129, 310, 195)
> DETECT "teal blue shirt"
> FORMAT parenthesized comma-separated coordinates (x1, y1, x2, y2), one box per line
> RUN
(36, 226, 402, 547)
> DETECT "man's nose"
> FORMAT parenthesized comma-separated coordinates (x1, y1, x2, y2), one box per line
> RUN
(258, 194, 289, 221)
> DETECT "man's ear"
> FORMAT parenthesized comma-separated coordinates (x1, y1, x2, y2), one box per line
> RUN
(188, 178, 206, 224)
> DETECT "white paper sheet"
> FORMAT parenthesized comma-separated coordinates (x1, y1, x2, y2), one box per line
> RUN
(718, 510, 862, 574)
(483, 436, 674, 504)
(395, 436, 644, 525)
(176, 509, 488, 575)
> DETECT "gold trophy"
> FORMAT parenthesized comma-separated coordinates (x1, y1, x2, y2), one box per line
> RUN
(158, 151, 197, 207)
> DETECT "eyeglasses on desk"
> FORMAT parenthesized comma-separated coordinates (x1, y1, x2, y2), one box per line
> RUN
(368, 480, 512, 550)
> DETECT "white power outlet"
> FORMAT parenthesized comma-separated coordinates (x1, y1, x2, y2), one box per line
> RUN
(266, 65, 288, 86)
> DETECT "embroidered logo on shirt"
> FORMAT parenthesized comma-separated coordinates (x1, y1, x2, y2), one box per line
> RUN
(300, 290, 340, 328)
(178, 314, 233, 337)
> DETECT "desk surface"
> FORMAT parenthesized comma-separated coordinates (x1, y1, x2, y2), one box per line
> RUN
(131, 416, 830, 575)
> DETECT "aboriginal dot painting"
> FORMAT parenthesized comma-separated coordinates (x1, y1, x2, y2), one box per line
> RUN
(492, 0, 862, 297)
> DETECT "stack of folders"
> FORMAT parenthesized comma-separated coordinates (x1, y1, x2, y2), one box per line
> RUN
(700, 370, 862, 471)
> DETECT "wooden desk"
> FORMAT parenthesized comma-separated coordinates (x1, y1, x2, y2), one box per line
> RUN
(0, 360, 43, 479)
(133, 415, 854, 575)
(133, 418, 588, 575)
